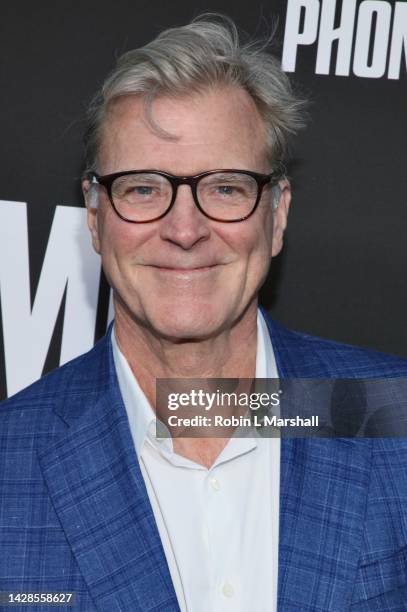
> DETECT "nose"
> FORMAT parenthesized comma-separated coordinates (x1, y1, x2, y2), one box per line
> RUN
(159, 184, 210, 249)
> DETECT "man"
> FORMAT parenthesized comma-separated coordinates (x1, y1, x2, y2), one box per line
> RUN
(1, 15, 407, 612)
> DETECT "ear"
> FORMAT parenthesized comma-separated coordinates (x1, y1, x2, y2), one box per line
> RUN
(82, 178, 101, 254)
(271, 179, 291, 257)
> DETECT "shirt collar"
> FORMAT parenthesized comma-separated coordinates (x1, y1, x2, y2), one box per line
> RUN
(256, 307, 278, 379)
(111, 329, 156, 456)
(112, 309, 278, 458)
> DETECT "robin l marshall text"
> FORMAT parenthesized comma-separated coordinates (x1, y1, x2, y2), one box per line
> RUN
(166, 415, 319, 428)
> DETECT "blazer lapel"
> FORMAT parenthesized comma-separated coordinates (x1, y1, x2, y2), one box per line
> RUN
(264, 314, 372, 610)
(37, 335, 180, 612)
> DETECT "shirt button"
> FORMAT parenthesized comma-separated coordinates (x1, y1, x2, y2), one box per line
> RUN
(222, 582, 234, 598)
(210, 478, 221, 491)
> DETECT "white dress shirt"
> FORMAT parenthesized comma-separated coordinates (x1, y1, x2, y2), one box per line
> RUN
(112, 310, 280, 612)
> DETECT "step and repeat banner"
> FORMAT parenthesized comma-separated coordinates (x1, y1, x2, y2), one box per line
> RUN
(1, 0, 406, 399)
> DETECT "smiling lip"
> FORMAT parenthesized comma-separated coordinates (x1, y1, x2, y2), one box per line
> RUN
(148, 264, 220, 272)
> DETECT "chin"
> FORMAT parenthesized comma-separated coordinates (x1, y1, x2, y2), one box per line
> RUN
(143, 302, 229, 342)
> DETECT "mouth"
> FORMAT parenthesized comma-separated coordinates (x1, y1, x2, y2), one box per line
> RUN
(147, 264, 221, 273)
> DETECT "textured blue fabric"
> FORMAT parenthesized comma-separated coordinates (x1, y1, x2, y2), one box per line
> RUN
(1, 313, 407, 611)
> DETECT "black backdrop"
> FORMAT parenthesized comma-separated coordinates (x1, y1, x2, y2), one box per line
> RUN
(1, 0, 406, 400)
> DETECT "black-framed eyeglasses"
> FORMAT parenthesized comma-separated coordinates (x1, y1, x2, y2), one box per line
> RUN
(88, 168, 283, 223)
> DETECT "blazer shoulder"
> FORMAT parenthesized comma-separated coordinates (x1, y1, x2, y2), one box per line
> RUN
(263, 313, 407, 377)
(0, 330, 113, 426)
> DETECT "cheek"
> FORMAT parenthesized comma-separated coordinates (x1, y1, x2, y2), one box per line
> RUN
(98, 205, 156, 261)
(242, 214, 274, 289)
(224, 213, 274, 270)
(255, 205, 274, 254)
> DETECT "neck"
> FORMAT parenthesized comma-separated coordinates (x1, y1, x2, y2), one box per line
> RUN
(114, 298, 258, 468)
(114, 298, 258, 391)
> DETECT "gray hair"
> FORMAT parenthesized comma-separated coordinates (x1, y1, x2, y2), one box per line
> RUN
(84, 14, 306, 173)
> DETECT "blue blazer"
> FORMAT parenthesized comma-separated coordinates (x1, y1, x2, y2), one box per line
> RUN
(1, 314, 407, 611)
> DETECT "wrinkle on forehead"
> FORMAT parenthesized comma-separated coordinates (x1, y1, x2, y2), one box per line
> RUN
(98, 86, 269, 173)
(105, 85, 267, 141)
(151, 86, 267, 144)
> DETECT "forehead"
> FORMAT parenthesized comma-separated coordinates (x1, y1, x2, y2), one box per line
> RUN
(97, 86, 269, 174)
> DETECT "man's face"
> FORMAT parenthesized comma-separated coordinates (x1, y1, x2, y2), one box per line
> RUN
(86, 86, 290, 340)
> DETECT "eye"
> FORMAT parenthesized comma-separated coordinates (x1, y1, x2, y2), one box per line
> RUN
(134, 185, 154, 196)
(216, 185, 236, 196)
(112, 173, 169, 200)
(199, 173, 256, 201)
